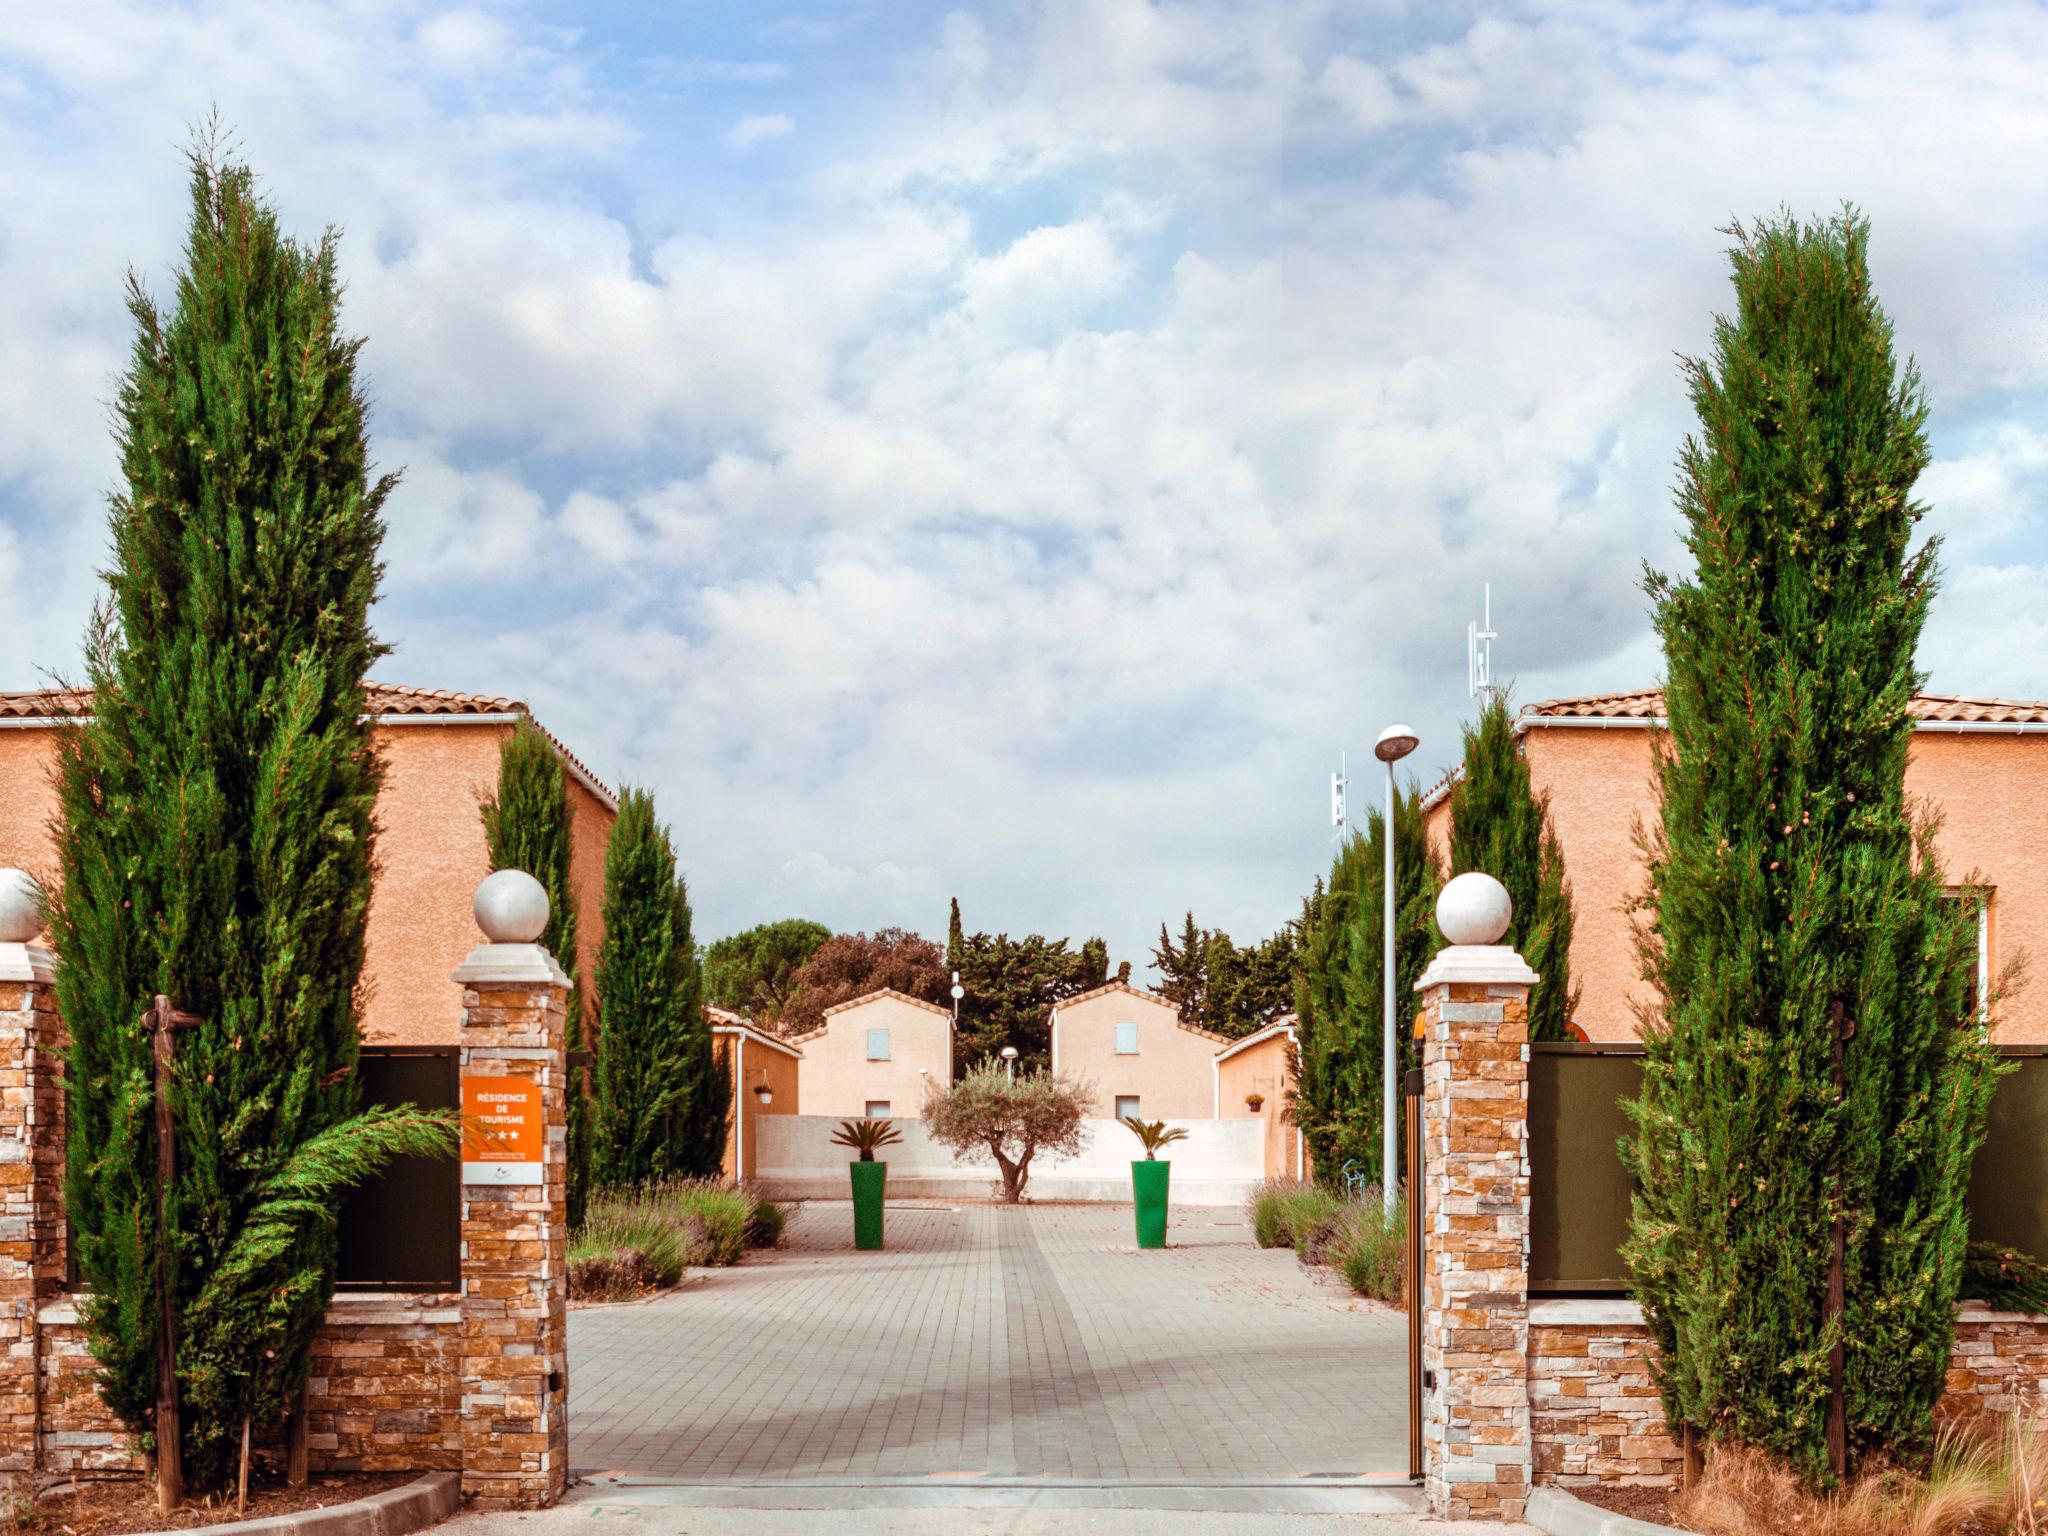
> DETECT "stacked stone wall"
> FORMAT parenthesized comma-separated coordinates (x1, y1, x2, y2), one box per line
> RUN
(1526, 1305, 2048, 1492)
(307, 1298, 462, 1472)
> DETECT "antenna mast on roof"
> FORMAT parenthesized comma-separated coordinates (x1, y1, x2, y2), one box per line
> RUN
(1468, 583, 1498, 698)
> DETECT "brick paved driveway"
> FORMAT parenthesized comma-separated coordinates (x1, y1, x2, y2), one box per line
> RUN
(569, 1202, 1410, 1481)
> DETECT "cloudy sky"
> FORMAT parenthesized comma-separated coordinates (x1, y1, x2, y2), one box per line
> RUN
(3, 1, 2046, 973)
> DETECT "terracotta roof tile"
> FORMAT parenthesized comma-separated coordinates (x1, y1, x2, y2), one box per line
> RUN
(818, 987, 955, 1021)
(1057, 979, 1176, 1012)
(1522, 689, 2048, 726)
(0, 681, 616, 805)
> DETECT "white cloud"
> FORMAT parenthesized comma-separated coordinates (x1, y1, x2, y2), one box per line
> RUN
(5, 0, 2048, 969)
(723, 112, 794, 151)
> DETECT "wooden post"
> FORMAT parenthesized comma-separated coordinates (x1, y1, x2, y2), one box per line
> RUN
(1825, 998, 1854, 1482)
(150, 996, 200, 1516)
(285, 1381, 309, 1488)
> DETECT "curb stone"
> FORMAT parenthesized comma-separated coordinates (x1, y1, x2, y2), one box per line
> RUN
(1528, 1485, 1687, 1536)
(121, 1471, 461, 1536)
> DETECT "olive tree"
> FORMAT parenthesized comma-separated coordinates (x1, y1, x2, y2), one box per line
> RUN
(924, 1059, 1090, 1202)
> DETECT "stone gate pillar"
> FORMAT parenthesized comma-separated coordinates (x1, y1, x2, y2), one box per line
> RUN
(454, 871, 570, 1511)
(1414, 872, 1538, 1522)
(0, 871, 57, 1480)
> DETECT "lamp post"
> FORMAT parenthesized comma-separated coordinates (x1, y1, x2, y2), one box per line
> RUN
(1375, 721, 1420, 1220)
(1000, 1045, 1019, 1082)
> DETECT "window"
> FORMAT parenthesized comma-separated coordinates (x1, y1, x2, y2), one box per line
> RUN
(1114, 1095, 1141, 1120)
(1947, 889, 1991, 1024)
(866, 1027, 891, 1061)
(1114, 1021, 1138, 1055)
(865, 1100, 892, 1119)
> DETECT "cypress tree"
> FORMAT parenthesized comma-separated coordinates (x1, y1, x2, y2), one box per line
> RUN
(1448, 690, 1579, 1040)
(1622, 210, 1999, 1483)
(1291, 789, 1440, 1184)
(480, 717, 586, 1222)
(50, 143, 451, 1495)
(668, 867, 726, 1177)
(592, 791, 724, 1184)
(946, 896, 964, 976)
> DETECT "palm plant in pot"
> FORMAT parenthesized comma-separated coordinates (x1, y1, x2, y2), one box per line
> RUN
(830, 1117, 904, 1250)
(1121, 1117, 1189, 1249)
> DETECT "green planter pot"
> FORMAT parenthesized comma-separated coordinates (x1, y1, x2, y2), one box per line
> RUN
(1132, 1159, 1170, 1249)
(850, 1159, 888, 1250)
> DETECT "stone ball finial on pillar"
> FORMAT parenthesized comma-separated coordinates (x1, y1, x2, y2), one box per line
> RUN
(474, 869, 550, 944)
(0, 869, 44, 944)
(1436, 871, 1512, 947)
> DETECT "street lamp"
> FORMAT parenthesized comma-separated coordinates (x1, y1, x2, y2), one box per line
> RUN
(1375, 721, 1420, 1220)
(1000, 1045, 1019, 1082)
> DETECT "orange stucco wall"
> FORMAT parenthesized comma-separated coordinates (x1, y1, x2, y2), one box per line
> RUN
(0, 729, 61, 914)
(1428, 724, 2048, 1043)
(0, 718, 612, 1046)
(1217, 1029, 1304, 1180)
(716, 1026, 801, 1181)
(793, 992, 953, 1119)
(1051, 985, 1218, 1120)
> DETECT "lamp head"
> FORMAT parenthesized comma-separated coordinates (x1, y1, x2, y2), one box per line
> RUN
(1374, 722, 1419, 763)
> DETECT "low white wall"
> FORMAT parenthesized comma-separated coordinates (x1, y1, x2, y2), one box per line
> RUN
(752, 1115, 1265, 1205)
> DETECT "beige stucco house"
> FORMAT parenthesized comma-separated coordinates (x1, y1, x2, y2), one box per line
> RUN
(1215, 1018, 1305, 1181)
(787, 989, 953, 1119)
(710, 1006, 801, 1181)
(0, 682, 615, 1046)
(1049, 980, 1229, 1121)
(1422, 690, 2048, 1042)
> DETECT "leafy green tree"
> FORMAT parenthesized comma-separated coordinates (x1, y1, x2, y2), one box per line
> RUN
(50, 143, 452, 1497)
(1622, 210, 1999, 1484)
(1152, 913, 1208, 1021)
(776, 928, 950, 1035)
(1448, 689, 1579, 1040)
(702, 918, 830, 1025)
(952, 920, 1105, 1073)
(1291, 788, 1441, 1184)
(592, 790, 724, 1185)
(481, 716, 587, 1222)
(1151, 914, 1297, 1038)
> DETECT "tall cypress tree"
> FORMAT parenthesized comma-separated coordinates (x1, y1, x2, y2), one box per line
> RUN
(1448, 690, 1579, 1040)
(50, 144, 451, 1495)
(481, 717, 586, 1221)
(1291, 788, 1440, 1183)
(668, 867, 726, 1177)
(593, 791, 724, 1184)
(1622, 210, 1999, 1483)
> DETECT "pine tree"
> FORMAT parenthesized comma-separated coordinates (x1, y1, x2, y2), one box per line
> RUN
(50, 142, 451, 1496)
(1448, 690, 1579, 1040)
(481, 716, 587, 1222)
(592, 790, 688, 1186)
(1622, 210, 1999, 1483)
(701, 918, 829, 1024)
(1151, 913, 1208, 1019)
(1077, 936, 1109, 989)
(1291, 788, 1440, 1184)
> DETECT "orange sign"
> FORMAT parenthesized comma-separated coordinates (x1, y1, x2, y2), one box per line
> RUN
(462, 1075, 544, 1180)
